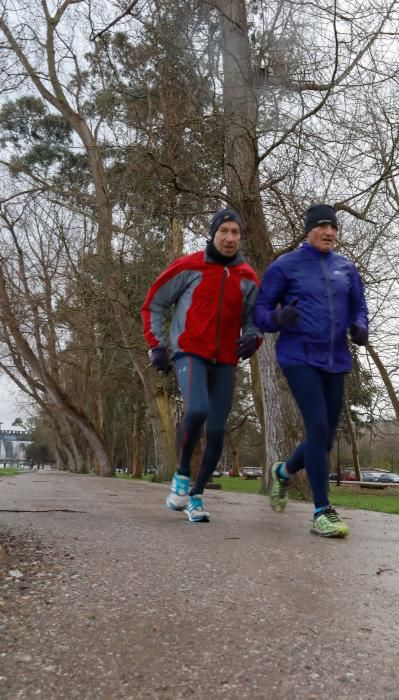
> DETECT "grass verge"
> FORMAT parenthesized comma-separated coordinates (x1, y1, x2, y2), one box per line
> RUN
(329, 485, 399, 515)
(211, 476, 263, 494)
(115, 472, 153, 482)
(0, 468, 22, 477)
(115, 473, 399, 515)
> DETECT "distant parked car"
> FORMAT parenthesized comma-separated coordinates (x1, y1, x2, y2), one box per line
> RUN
(342, 471, 357, 481)
(146, 466, 157, 475)
(361, 471, 381, 482)
(241, 467, 262, 479)
(329, 471, 356, 482)
(212, 470, 223, 477)
(377, 473, 399, 483)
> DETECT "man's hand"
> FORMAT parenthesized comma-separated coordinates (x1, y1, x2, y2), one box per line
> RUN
(150, 347, 171, 373)
(236, 336, 258, 360)
(350, 324, 368, 346)
(272, 299, 299, 328)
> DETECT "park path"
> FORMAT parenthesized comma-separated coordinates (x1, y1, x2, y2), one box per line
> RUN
(0, 470, 398, 699)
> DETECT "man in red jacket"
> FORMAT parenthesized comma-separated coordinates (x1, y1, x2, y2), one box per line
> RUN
(142, 208, 261, 522)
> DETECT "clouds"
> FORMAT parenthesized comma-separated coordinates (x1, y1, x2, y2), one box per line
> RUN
(0, 375, 25, 428)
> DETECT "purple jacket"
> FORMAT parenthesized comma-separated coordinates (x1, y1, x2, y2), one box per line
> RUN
(253, 243, 368, 373)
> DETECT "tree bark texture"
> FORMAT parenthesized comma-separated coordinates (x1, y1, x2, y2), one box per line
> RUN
(132, 409, 144, 478)
(0, 12, 179, 477)
(0, 262, 113, 476)
(367, 344, 399, 420)
(218, 1, 307, 496)
(344, 400, 361, 481)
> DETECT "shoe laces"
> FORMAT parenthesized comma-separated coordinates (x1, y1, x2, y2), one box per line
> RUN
(275, 475, 287, 495)
(317, 506, 339, 522)
(174, 474, 190, 494)
(190, 496, 203, 510)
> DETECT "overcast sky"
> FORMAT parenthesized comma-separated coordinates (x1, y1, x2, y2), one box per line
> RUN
(0, 375, 27, 428)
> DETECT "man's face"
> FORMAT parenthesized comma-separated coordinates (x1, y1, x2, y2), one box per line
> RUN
(213, 221, 241, 256)
(307, 222, 337, 252)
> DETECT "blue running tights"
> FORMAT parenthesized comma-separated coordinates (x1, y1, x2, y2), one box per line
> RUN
(174, 355, 235, 495)
(283, 364, 345, 509)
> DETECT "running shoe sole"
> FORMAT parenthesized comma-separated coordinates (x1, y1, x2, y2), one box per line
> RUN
(184, 509, 210, 523)
(310, 525, 349, 538)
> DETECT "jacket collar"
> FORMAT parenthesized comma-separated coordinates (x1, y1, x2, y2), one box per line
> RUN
(299, 241, 333, 259)
(204, 243, 244, 266)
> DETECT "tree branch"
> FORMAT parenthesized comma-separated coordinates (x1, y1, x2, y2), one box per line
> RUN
(91, 0, 141, 41)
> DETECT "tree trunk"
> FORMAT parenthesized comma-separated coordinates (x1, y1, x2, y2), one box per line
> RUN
(344, 400, 361, 480)
(63, 442, 76, 472)
(367, 343, 399, 420)
(63, 419, 86, 474)
(0, 14, 177, 478)
(218, 1, 303, 495)
(0, 261, 114, 475)
(249, 355, 266, 480)
(257, 337, 299, 476)
(108, 279, 178, 479)
(54, 441, 66, 471)
(132, 409, 144, 478)
(231, 445, 240, 477)
(218, 0, 273, 269)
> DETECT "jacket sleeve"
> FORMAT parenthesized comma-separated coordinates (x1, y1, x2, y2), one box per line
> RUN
(141, 257, 191, 349)
(348, 266, 368, 331)
(252, 261, 288, 333)
(241, 276, 263, 345)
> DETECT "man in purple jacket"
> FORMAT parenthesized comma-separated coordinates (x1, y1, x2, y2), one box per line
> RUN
(253, 204, 368, 537)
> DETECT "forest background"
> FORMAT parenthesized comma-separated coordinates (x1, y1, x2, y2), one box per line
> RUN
(0, 0, 398, 486)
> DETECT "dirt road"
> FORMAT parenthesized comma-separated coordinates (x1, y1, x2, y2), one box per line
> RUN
(0, 471, 398, 699)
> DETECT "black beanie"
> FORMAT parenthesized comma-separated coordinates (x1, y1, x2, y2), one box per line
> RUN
(304, 204, 338, 235)
(209, 208, 242, 239)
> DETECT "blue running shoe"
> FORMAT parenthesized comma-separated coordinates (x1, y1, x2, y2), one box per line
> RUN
(184, 495, 210, 523)
(166, 472, 191, 511)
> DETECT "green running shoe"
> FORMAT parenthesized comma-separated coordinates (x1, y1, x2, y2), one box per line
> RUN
(311, 506, 349, 538)
(270, 462, 288, 512)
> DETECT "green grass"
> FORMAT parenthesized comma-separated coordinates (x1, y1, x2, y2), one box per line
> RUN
(114, 472, 261, 490)
(114, 472, 153, 481)
(0, 468, 22, 476)
(329, 485, 399, 515)
(212, 476, 263, 493)
(217, 479, 399, 514)
(3, 467, 396, 514)
(116, 472, 399, 515)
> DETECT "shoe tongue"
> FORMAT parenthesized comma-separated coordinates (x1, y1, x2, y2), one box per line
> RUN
(315, 505, 334, 517)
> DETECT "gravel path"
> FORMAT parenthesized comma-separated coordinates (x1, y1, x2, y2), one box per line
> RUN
(0, 471, 398, 699)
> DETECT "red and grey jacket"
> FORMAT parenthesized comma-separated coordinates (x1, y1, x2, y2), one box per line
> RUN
(141, 249, 262, 365)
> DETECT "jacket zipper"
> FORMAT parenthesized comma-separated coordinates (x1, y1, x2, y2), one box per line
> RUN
(320, 257, 335, 367)
(214, 267, 228, 362)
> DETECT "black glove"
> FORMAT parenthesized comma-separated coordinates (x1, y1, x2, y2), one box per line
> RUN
(272, 299, 299, 328)
(236, 336, 258, 360)
(150, 347, 171, 373)
(350, 324, 368, 346)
